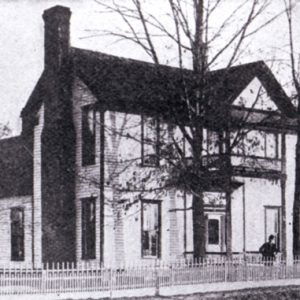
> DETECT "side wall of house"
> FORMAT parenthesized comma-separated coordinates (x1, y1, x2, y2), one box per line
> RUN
(33, 105, 44, 267)
(104, 111, 183, 264)
(73, 78, 104, 266)
(73, 78, 117, 266)
(73, 82, 185, 265)
(285, 134, 297, 262)
(0, 196, 32, 266)
(231, 177, 281, 253)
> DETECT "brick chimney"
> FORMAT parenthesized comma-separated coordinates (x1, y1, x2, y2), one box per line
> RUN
(41, 6, 76, 263)
(43, 6, 71, 70)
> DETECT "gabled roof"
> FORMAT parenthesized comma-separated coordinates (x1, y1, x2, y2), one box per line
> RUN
(207, 61, 296, 117)
(0, 136, 32, 198)
(21, 47, 296, 123)
(21, 70, 48, 118)
(71, 47, 296, 118)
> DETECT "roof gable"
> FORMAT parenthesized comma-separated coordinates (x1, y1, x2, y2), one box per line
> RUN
(233, 77, 278, 111)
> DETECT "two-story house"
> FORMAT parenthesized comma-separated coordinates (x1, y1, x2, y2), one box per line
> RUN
(0, 5, 297, 267)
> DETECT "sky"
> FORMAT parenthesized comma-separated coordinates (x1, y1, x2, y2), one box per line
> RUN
(0, 0, 299, 135)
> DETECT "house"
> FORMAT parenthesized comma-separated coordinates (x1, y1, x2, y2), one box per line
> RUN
(0, 5, 297, 268)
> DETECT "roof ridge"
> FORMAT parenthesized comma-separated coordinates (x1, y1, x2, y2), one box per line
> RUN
(71, 46, 265, 75)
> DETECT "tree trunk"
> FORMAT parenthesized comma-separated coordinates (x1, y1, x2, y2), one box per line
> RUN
(224, 116, 232, 257)
(293, 94, 300, 257)
(225, 189, 232, 257)
(191, 115, 206, 259)
(281, 133, 287, 260)
(192, 192, 206, 259)
(293, 124, 300, 256)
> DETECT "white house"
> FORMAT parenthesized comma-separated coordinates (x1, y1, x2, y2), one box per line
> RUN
(0, 5, 297, 267)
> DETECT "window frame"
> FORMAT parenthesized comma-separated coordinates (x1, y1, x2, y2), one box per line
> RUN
(231, 129, 280, 160)
(81, 105, 96, 166)
(264, 205, 281, 251)
(207, 218, 220, 245)
(141, 115, 160, 167)
(81, 197, 96, 260)
(11, 207, 25, 261)
(141, 200, 161, 258)
(206, 129, 221, 155)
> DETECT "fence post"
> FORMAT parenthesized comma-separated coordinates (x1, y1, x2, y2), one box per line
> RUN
(244, 256, 248, 282)
(109, 268, 113, 299)
(154, 260, 159, 296)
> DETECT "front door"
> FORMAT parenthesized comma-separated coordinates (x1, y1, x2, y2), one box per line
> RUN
(265, 207, 280, 249)
(206, 213, 225, 253)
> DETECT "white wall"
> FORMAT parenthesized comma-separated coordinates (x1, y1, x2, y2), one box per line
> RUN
(233, 177, 281, 252)
(72, 77, 103, 266)
(285, 134, 297, 262)
(33, 104, 44, 266)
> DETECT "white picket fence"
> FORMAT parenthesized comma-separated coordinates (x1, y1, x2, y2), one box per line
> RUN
(0, 256, 300, 295)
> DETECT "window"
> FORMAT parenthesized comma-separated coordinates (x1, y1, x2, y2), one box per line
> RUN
(207, 130, 220, 155)
(205, 214, 226, 252)
(82, 106, 96, 166)
(230, 131, 245, 155)
(266, 132, 277, 158)
(81, 198, 96, 259)
(141, 115, 159, 166)
(141, 201, 161, 257)
(11, 207, 24, 261)
(208, 219, 219, 245)
(231, 130, 280, 159)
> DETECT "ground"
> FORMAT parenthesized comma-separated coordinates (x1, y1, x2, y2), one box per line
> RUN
(82, 286, 300, 299)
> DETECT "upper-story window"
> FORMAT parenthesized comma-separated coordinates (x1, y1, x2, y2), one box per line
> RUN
(207, 130, 220, 155)
(141, 201, 161, 258)
(82, 106, 96, 166)
(11, 207, 24, 261)
(231, 130, 280, 159)
(141, 115, 160, 166)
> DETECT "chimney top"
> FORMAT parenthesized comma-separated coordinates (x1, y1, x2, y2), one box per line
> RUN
(43, 5, 71, 71)
(43, 6, 71, 22)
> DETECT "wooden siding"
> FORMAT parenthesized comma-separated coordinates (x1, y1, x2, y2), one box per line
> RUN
(0, 195, 32, 266)
(33, 104, 44, 267)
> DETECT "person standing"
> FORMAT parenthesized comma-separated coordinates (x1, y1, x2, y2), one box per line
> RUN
(259, 234, 278, 265)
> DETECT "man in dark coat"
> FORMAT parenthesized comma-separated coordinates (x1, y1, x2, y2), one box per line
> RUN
(259, 234, 278, 265)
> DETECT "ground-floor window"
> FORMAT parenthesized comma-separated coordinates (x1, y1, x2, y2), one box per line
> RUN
(141, 201, 161, 258)
(265, 206, 281, 250)
(11, 207, 24, 261)
(81, 198, 96, 259)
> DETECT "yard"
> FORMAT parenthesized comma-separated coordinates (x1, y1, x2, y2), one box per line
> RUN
(88, 286, 300, 299)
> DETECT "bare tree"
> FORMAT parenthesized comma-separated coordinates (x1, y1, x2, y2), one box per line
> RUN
(85, 0, 283, 258)
(0, 123, 11, 139)
(282, 0, 300, 256)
